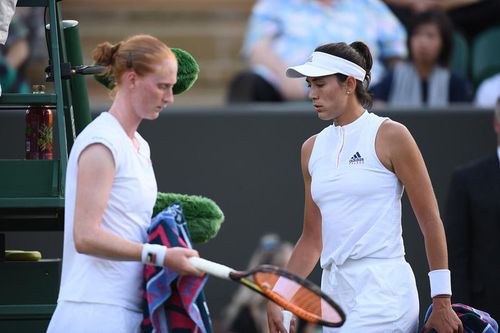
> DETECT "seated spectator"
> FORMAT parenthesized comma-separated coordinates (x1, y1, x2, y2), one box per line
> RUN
(371, 10, 472, 107)
(383, 0, 500, 42)
(1, 0, 19, 95)
(475, 73, 500, 108)
(0, 0, 17, 45)
(227, 0, 407, 103)
(17, 7, 48, 85)
(221, 234, 293, 333)
(0, 11, 31, 94)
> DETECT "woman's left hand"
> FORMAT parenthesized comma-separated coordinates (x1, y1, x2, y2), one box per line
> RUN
(424, 297, 464, 333)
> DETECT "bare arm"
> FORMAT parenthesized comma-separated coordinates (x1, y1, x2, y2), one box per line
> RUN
(377, 121, 462, 333)
(73, 143, 202, 276)
(285, 135, 322, 277)
(378, 121, 447, 270)
(6, 39, 29, 69)
(249, 38, 307, 100)
(268, 135, 322, 333)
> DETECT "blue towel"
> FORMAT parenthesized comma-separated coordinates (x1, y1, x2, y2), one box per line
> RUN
(142, 204, 212, 333)
(423, 303, 498, 333)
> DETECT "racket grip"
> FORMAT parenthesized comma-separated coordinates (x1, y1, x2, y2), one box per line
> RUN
(188, 257, 233, 280)
(282, 310, 292, 332)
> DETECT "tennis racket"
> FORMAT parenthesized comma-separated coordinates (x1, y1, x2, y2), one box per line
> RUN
(189, 257, 345, 327)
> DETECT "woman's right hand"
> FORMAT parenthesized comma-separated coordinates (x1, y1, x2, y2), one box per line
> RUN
(163, 247, 204, 276)
(267, 302, 295, 333)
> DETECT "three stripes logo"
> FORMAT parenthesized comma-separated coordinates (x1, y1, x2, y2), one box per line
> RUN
(349, 152, 364, 165)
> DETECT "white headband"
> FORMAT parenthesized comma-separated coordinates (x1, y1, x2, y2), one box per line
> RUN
(286, 52, 366, 81)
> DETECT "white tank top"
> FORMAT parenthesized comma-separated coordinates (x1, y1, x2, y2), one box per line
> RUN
(309, 111, 405, 269)
(58, 112, 157, 311)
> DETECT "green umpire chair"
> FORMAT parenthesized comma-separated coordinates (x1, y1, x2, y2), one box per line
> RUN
(0, 0, 92, 331)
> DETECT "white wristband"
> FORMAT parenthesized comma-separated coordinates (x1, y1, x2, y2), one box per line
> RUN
(141, 244, 167, 266)
(428, 269, 452, 298)
(282, 310, 293, 332)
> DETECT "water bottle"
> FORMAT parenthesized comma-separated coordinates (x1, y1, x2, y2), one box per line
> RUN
(25, 85, 53, 160)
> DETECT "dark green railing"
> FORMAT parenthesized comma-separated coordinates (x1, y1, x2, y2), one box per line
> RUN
(0, 0, 92, 229)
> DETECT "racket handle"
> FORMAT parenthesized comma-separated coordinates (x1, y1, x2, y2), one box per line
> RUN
(189, 257, 233, 280)
(282, 310, 292, 332)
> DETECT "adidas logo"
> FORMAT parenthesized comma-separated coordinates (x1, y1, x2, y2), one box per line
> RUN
(349, 152, 364, 165)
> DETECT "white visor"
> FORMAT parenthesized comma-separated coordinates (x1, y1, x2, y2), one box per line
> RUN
(286, 52, 366, 81)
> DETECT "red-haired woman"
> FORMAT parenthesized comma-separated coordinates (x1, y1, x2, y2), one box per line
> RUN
(47, 35, 202, 333)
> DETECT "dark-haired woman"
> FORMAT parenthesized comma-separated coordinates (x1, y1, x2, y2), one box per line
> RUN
(266, 41, 463, 333)
(371, 10, 472, 107)
(47, 34, 202, 333)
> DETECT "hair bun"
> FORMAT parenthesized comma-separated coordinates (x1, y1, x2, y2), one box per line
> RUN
(350, 41, 373, 88)
(110, 42, 124, 60)
(92, 41, 115, 66)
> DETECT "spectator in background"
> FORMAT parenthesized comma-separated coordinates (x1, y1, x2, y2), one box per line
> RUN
(221, 234, 293, 333)
(371, 10, 472, 107)
(444, 96, 500, 322)
(0, 0, 17, 45)
(0, 6, 48, 95)
(20, 7, 47, 63)
(16, 7, 49, 84)
(475, 73, 500, 108)
(383, 0, 500, 42)
(0, 0, 35, 96)
(1, 6, 49, 95)
(227, 0, 407, 103)
(0, 11, 30, 94)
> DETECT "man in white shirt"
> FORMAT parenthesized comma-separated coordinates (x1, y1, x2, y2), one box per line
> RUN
(475, 73, 500, 108)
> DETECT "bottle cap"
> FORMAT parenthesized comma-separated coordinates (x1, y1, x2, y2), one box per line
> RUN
(32, 85, 45, 93)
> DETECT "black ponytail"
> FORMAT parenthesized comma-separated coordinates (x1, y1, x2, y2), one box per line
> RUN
(315, 41, 373, 109)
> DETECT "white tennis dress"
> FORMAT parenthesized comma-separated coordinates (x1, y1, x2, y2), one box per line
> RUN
(47, 112, 157, 332)
(309, 111, 419, 332)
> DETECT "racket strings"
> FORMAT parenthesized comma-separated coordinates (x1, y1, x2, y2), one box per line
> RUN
(253, 271, 342, 325)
